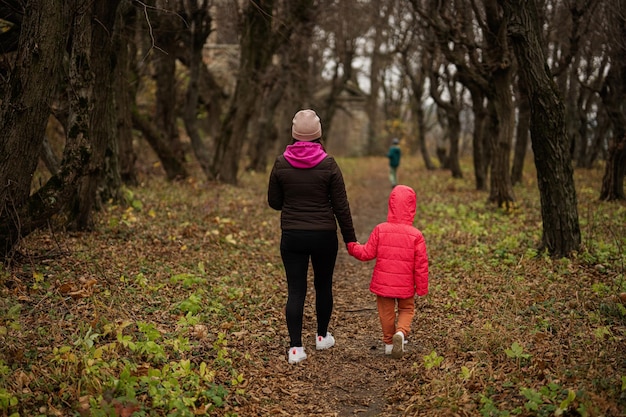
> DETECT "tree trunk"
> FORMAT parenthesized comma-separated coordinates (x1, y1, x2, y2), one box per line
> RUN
(152, 4, 186, 163)
(181, 0, 214, 179)
(598, 1, 626, 201)
(246, 0, 315, 172)
(0, 0, 67, 259)
(405, 51, 435, 170)
(502, 0, 581, 257)
(246, 67, 287, 172)
(467, 85, 488, 190)
(211, 0, 275, 184)
(115, 0, 139, 186)
(485, 0, 515, 208)
(511, 75, 531, 185)
(429, 68, 462, 177)
(67, 0, 122, 231)
(132, 110, 189, 180)
(447, 113, 463, 178)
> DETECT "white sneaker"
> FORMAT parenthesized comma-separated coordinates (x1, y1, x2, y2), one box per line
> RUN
(385, 344, 393, 355)
(391, 331, 405, 359)
(288, 346, 307, 364)
(316, 333, 335, 350)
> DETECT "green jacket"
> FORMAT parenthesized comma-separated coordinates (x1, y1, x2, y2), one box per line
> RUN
(387, 145, 401, 168)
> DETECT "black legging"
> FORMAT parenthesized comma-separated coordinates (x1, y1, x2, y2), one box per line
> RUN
(280, 230, 338, 347)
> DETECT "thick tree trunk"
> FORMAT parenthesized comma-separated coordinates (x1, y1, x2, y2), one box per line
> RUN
(502, 0, 581, 257)
(246, 67, 287, 172)
(0, 0, 67, 258)
(67, 0, 121, 231)
(485, 0, 515, 208)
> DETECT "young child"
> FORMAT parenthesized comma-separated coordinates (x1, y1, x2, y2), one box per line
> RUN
(347, 185, 428, 358)
(386, 138, 401, 187)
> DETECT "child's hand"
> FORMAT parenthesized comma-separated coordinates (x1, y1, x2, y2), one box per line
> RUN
(347, 241, 358, 256)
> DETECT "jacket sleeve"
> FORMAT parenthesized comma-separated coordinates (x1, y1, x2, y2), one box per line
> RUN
(414, 233, 429, 296)
(347, 227, 379, 261)
(328, 158, 357, 243)
(267, 159, 283, 211)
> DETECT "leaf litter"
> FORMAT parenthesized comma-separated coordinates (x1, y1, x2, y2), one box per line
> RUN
(0, 156, 624, 416)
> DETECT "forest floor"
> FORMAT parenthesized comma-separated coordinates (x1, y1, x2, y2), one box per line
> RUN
(1, 156, 625, 417)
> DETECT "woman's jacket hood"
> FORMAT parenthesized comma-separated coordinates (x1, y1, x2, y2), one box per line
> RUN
(283, 141, 327, 169)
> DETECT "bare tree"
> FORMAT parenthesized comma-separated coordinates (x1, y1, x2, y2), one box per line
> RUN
(180, 0, 214, 178)
(428, 59, 464, 178)
(411, 0, 514, 199)
(246, 0, 317, 172)
(210, 0, 276, 183)
(501, 0, 581, 257)
(130, 0, 190, 181)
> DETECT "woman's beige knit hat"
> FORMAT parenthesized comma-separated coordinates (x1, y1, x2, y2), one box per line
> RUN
(292, 109, 322, 141)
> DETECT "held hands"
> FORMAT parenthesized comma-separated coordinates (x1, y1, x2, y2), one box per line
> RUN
(347, 241, 358, 257)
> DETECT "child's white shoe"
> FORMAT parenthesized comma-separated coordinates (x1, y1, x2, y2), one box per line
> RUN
(316, 333, 335, 350)
(288, 346, 307, 364)
(391, 331, 405, 359)
(385, 344, 393, 355)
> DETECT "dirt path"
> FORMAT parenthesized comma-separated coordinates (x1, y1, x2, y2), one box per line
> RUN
(242, 159, 413, 416)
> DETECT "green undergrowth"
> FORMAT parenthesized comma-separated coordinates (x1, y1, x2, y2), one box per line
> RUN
(1, 156, 625, 416)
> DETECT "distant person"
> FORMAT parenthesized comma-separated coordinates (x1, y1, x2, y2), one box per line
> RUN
(387, 138, 401, 187)
(268, 109, 358, 364)
(347, 185, 428, 358)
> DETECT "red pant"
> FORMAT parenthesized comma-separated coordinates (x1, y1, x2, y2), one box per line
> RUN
(376, 296, 415, 344)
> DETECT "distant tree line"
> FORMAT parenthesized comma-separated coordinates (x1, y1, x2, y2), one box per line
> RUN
(0, 0, 624, 260)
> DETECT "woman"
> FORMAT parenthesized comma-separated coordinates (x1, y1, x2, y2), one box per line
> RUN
(268, 109, 357, 364)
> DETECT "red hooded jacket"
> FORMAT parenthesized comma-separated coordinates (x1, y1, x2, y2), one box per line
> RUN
(348, 185, 429, 299)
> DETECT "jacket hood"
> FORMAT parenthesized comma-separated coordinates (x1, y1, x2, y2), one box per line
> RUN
(387, 185, 416, 225)
(283, 141, 327, 168)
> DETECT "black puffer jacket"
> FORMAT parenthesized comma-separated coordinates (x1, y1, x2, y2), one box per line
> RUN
(268, 149, 357, 245)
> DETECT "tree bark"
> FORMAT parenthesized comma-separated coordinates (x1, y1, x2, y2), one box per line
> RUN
(115, 0, 139, 186)
(131, 110, 189, 180)
(511, 75, 530, 185)
(466, 84, 488, 190)
(0, 0, 67, 258)
(598, 0, 626, 201)
(210, 0, 275, 184)
(67, 0, 122, 231)
(502, 0, 581, 257)
(404, 50, 435, 170)
(246, 0, 315, 172)
(180, 0, 214, 179)
(485, 0, 515, 208)
(429, 68, 462, 178)
(152, 2, 186, 163)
